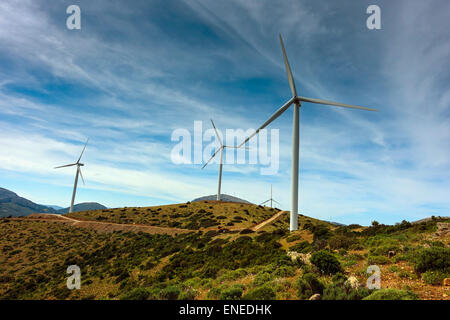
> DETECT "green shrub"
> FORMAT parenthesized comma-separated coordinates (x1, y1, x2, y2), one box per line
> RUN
(243, 285, 276, 300)
(253, 272, 273, 287)
(329, 235, 357, 250)
(331, 273, 347, 284)
(219, 285, 244, 300)
(286, 234, 302, 243)
(53, 286, 71, 300)
(398, 270, 413, 279)
(160, 285, 181, 300)
(310, 250, 343, 275)
(389, 266, 399, 273)
(289, 241, 312, 253)
(206, 287, 222, 299)
(367, 255, 390, 265)
(422, 270, 448, 285)
(369, 245, 400, 256)
(322, 282, 372, 300)
(296, 273, 324, 300)
(414, 247, 450, 273)
(179, 289, 198, 300)
(311, 225, 331, 241)
(273, 265, 296, 277)
(120, 288, 150, 300)
(363, 289, 418, 300)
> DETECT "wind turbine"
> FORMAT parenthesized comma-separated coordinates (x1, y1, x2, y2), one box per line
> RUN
(202, 119, 240, 201)
(260, 184, 280, 208)
(54, 139, 89, 213)
(238, 35, 378, 231)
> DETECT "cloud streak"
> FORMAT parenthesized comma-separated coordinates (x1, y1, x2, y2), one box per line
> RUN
(0, 0, 448, 225)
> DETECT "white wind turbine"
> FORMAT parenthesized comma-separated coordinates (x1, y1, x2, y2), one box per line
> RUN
(202, 119, 240, 201)
(238, 35, 378, 231)
(260, 184, 281, 208)
(54, 139, 89, 213)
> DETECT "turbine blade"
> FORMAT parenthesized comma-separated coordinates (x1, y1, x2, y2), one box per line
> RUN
(201, 147, 222, 169)
(260, 200, 270, 205)
(299, 96, 378, 112)
(77, 138, 89, 163)
(225, 145, 251, 150)
(54, 163, 77, 169)
(79, 168, 85, 185)
(210, 119, 223, 147)
(279, 34, 297, 97)
(237, 97, 295, 148)
(272, 199, 282, 205)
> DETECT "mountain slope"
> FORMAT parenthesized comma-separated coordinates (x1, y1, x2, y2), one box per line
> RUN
(192, 194, 252, 204)
(57, 202, 107, 213)
(0, 187, 55, 217)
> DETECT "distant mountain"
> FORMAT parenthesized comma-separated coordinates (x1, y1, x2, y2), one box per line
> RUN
(326, 221, 346, 227)
(192, 194, 252, 204)
(42, 205, 64, 210)
(0, 187, 56, 217)
(57, 202, 107, 213)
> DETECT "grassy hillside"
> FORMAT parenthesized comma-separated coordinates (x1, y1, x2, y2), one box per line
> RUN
(66, 201, 278, 230)
(0, 202, 449, 300)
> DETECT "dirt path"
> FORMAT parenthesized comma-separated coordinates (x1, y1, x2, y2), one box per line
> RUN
(250, 210, 286, 231)
(20, 210, 287, 235)
(24, 214, 191, 236)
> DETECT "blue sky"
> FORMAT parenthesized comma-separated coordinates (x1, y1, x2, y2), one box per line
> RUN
(0, 0, 449, 225)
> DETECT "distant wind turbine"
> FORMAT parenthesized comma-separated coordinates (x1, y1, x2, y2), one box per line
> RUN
(202, 119, 241, 201)
(54, 139, 89, 213)
(260, 184, 280, 208)
(238, 35, 378, 231)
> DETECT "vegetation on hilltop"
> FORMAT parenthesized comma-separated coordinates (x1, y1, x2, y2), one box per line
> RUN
(66, 201, 278, 230)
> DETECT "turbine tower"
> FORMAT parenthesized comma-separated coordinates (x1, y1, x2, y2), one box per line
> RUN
(260, 184, 280, 208)
(202, 119, 239, 201)
(54, 139, 89, 213)
(238, 35, 378, 231)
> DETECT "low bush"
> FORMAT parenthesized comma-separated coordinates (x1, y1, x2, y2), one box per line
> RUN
(296, 273, 324, 300)
(179, 288, 198, 300)
(286, 234, 302, 243)
(363, 289, 418, 300)
(253, 272, 273, 287)
(414, 247, 450, 274)
(322, 282, 372, 300)
(219, 285, 244, 300)
(329, 235, 357, 250)
(242, 285, 276, 300)
(422, 270, 448, 285)
(367, 255, 390, 265)
(120, 288, 150, 300)
(160, 285, 181, 300)
(273, 265, 296, 277)
(289, 241, 312, 253)
(310, 250, 343, 275)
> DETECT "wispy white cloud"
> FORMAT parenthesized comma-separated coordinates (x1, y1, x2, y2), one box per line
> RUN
(0, 0, 448, 225)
